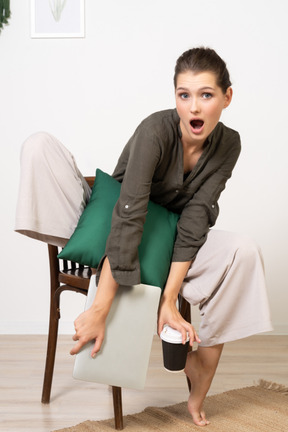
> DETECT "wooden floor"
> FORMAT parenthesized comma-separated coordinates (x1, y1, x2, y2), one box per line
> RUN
(1, 335, 287, 432)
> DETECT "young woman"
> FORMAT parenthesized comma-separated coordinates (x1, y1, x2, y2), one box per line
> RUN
(15, 47, 272, 426)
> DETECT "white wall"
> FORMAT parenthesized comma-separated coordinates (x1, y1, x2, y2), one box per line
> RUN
(1, 0, 287, 335)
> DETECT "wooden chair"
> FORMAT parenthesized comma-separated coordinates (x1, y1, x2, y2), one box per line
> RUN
(41, 176, 191, 430)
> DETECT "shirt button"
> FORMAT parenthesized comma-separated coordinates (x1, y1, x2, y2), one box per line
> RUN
(212, 204, 215, 208)
(175, 190, 179, 193)
(125, 204, 129, 209)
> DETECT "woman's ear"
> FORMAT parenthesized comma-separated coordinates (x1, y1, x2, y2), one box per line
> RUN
(224, 87, 233, 108)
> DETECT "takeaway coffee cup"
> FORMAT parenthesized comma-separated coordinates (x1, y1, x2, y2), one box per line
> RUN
(160, 325, 190, 372)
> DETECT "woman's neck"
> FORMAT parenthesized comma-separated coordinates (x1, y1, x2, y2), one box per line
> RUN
(182, 138, 205, 173)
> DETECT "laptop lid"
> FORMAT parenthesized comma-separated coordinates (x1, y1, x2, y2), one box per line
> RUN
(73, 276, 161, 390)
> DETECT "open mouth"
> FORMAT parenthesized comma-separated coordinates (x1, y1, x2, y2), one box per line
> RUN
(190, 119, 204, 130)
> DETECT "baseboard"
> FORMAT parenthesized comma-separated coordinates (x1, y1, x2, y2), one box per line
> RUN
(268, 323, 288, 335)
(191, 319, 287, 336)
(0, 322, 287, 335)
(0, 321, 75, 335)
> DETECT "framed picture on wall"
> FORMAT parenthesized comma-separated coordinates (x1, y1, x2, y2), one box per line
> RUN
(31, 0, 85, 38)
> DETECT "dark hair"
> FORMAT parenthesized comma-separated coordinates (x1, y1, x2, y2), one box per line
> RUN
(174, 47, 231, 93)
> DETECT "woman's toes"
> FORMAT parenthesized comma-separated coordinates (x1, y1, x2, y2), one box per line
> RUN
(191, 410, 210, 426)
(193, 417, 207, 426)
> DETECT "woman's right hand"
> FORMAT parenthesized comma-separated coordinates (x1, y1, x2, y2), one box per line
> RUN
(70, 305, 106, 358)
(70, 257, 119, 358)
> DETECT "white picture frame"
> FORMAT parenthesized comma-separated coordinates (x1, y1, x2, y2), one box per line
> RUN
(31, 0, 85, 38)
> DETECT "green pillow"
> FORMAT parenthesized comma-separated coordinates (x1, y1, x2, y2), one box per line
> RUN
(58, 169, 180, 289)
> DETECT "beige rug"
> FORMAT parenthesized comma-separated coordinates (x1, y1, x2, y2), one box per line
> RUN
(53, 381, 288, 432)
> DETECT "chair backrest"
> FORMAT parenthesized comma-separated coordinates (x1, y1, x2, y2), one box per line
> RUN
(85, 176, 95, 188)
(58, 176, 95, 274)
(49, 176, 96, 289)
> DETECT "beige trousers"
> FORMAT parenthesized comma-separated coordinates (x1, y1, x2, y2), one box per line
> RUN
(181, 230, 273, 345)
(15, 132, 91, 247)
(15, 132, 273, 346)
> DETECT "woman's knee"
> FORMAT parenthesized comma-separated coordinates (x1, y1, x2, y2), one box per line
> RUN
(232, 234, 263, 266)
(21, 132, 61, 164)
(209, 230, 262, 261)
(21, 132, 50, 157)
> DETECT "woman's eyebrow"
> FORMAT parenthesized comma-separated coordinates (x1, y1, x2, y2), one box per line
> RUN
(199, 86, 215, 91)
(176, 86, 215, 91)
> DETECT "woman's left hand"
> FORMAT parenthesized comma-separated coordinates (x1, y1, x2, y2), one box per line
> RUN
(158, 296, 201, 346)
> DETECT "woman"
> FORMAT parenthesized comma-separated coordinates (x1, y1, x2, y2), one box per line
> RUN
(15, 47, 272, 426)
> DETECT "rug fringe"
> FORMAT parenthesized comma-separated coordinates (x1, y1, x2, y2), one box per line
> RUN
(257, 379, 288, 395)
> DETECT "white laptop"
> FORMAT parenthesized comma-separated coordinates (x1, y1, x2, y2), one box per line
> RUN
(73, 276, 161, 390)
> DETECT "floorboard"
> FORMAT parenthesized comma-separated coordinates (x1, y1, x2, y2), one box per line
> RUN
(0, 335, 287, 432)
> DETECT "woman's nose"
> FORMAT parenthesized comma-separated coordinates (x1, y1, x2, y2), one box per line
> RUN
(190, 98, 200, 113)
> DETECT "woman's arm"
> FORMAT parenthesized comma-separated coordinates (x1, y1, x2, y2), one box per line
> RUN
(70, 120, 164, 356)
(158, 260, 201, 346)
(70, 257, 119, 357)
(105, 125, 162, 286)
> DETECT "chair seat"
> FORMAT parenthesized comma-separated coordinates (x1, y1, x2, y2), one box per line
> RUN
(59, 268, 92, 290)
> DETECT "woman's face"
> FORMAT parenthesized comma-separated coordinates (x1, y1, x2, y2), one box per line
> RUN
(175, 70, 232, 147)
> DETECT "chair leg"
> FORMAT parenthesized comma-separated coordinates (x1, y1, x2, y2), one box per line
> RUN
(42, 245, 60, 404)
(112, 386, 123, 430)
(179, 295, 192, 392)
(41, 309, 59, 403)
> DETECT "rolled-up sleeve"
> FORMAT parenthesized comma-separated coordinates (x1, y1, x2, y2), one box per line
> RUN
(105, 126, 162, 285)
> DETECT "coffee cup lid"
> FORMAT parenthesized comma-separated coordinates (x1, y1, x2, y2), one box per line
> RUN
(160, 325, 189, 344)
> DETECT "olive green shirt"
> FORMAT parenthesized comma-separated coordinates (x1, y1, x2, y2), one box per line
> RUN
(106, 109, 241, 286)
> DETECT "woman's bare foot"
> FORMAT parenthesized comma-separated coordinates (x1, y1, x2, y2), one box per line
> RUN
(184, 345, 224, 426)
(184, 351, 210, 425)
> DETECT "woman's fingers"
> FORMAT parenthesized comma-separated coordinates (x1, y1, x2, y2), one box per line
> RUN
(70, 308, 106, 356)
(70, 339, 84, 355)
(165, 318, 201, 346)
(157, 317, 165, 336)
(91, 337, 104, 358)
(70, 333, 104, 358)
(158, 299, 201, 345)
(182, 321, 201, 346)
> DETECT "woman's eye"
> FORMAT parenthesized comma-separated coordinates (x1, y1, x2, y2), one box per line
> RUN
(202, 92, 212, 99)
(180, 93, 189, 100)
